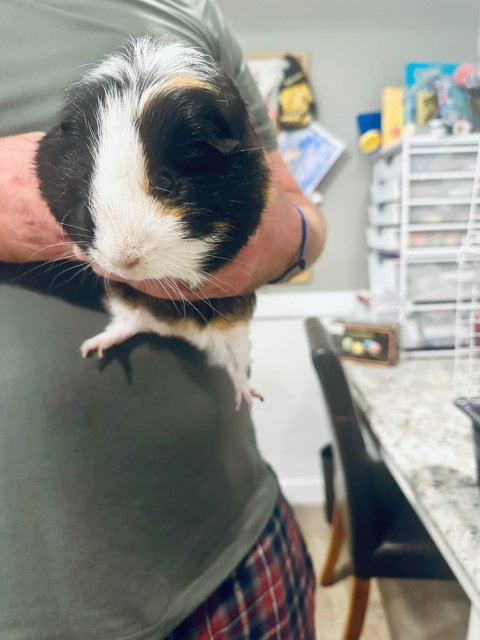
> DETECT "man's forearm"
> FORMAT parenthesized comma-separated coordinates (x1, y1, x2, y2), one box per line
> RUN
(263, 150, 326, 284)
(0, 133, 71, 263)
(284, 191, 326, 279)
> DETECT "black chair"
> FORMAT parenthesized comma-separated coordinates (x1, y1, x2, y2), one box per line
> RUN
(305, 318, 454, 640)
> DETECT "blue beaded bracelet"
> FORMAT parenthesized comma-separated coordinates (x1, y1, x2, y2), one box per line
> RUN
(268, 205, 307, 284)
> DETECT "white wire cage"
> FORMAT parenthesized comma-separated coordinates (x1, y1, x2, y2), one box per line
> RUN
(454, 241, 480, 402)
(453, 146, 480, 488)
(454, 143, 480, 407)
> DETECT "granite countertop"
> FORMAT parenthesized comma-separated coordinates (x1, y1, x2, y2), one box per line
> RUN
(345, 358, 480, 609)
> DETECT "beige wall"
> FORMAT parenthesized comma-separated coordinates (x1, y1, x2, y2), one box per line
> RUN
(218, 0, 480, 291)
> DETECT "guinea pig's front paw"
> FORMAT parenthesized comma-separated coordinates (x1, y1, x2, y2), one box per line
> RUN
(233, 375, 264, 411)
(80, 328, 133, 358)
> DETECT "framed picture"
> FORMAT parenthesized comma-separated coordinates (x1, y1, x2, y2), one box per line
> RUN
(248, 53, 343, 285)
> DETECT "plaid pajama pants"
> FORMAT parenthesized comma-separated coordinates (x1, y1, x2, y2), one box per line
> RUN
(166, 493, 316, 640)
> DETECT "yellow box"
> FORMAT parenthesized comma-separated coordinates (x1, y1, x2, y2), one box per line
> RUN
(381, 87, 404, 147)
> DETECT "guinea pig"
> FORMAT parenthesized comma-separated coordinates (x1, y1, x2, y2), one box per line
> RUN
(36, 36, 270, 408)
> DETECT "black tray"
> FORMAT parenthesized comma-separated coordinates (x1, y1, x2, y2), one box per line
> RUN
(454, 399, 480, 486)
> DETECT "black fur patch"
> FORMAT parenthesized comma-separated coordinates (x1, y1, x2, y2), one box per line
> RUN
(35, 77, 122, 246)
(138, 75, 269, 270)
(112, 282, 256, 327)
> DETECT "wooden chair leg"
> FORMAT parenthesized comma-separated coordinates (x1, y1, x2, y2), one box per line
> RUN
(342, 577, 371, 640)
(320, 502, 345, 586)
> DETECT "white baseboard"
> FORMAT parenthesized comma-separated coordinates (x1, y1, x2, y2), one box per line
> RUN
(278, 476, 325, 505)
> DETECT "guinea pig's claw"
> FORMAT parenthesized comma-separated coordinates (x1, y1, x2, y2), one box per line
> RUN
(81, 343, 93, 358)
(250, 388, 264, 402)
(234, 385, 264, 411)
(81, 335, 109, 359)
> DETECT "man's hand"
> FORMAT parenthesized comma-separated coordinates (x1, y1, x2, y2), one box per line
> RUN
(0, 132, 73, 263)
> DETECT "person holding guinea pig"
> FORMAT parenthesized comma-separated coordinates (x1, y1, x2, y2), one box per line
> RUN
(0, 1, 326, 639)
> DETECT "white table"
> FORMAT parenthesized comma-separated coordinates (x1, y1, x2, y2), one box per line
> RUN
(345, 359, 480, 639)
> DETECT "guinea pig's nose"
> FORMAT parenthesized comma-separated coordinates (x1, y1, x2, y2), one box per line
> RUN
(122, 257, 141, 269)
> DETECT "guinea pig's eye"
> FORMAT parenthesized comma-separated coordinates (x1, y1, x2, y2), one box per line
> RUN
(155, 172, 174, 194)
(60, 121, 73, 134)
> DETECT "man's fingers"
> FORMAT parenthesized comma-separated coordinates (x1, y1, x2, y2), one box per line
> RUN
(72, 245, 89, 262)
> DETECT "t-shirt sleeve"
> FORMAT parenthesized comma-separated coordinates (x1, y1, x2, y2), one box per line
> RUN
(199, 0, 278, 150)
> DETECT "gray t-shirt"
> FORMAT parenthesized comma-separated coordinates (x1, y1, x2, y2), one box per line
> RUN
(1, 0, 277, 149)
(0, 2, 279, 638)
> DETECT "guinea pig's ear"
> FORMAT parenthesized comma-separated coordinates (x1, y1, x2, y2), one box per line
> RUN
(204, 134, 240, 156)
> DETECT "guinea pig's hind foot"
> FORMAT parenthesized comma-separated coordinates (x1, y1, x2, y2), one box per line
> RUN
(80, 326, 137, 358)
(233, 380, 264, 411)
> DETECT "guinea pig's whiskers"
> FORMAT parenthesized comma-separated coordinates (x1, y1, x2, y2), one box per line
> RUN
(60, 208, 73, 226)
(149, 276, 186, 319)
(231, 146, 264, 154)
(21, 240, 86, 266)
(198, 276, 231, 298)
(165, 276, 212, 323)
(157, 278, 187, 318)
(199, 269, 233, 289)
(174, 275, 232, 323)
(164, 277, 194, 320)
(205, 253, 254, 271)
(102, 272, 114, 295)
(50, 261, 92, 288)
(10, 257, 70, 282)
(62, 221, 91, 234)
(164, 254, 234, 300)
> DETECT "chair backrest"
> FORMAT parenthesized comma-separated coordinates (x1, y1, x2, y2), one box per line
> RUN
(306, 318, 379, 575)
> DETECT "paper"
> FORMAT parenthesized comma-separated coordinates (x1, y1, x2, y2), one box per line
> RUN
(278, 122, 345, 195)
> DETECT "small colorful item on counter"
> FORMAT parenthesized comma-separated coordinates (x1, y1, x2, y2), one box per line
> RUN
(329, 321, 399, 366)
(365, 339, 382, 356)
(351, 340, 366, 356)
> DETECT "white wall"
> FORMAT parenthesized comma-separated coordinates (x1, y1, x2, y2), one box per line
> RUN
(218, 0, 480, 291)
(250, 292, 356, 503)
(250, 318, 328, 503)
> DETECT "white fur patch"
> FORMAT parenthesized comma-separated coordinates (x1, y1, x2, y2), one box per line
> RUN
(82, 293, 256, 407)
(84, 36, 217, 90)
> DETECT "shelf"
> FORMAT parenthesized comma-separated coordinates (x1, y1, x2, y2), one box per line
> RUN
(405, 222, 470, 231)
(378, 134, 480, 158)
(373, 170, 476, 182)
(369, 136, 480, 355)
(405, 247, 461, 260)
(409, 171, 477, 181)
(402, 348, 455, 359)
(368, 246, 464, 261)
(406, 301, 474, 312)
(409, 197, 480, 206)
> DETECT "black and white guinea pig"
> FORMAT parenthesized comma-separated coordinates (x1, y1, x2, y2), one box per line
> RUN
(36, 36, 270, 408)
